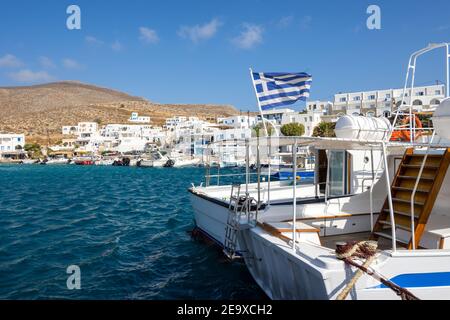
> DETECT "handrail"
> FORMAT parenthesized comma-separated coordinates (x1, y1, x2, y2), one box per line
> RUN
(388, 43, 449, 142)
(382, 141, 397, 251)
(369, 155, 385, 232)
(410, 130, 437, 250)
(205, 172, 267, 179)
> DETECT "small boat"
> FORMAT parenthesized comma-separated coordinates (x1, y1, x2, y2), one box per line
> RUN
(73, 157, 94, 165)
(173, 157, 201, 167)
(137, 151, 170, 168)
(20, 159, 40, 165)
(270, 170, 314, 180)
(42, 157, 70, 165)
(95, 159, 115, 166)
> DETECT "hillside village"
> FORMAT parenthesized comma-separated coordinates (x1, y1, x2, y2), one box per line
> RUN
(0, 82, 445, 166)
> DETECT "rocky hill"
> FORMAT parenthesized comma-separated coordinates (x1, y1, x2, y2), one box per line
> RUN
(0, 81, 238, 144)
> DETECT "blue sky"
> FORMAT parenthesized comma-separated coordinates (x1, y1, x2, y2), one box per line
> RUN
(0, 0, 449, 111)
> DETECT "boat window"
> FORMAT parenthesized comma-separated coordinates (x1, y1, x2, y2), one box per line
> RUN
(329, 151, 346, 196)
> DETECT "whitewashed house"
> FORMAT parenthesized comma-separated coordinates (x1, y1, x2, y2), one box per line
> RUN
(280, 101, 330, 136)
(333, 84, 445, 117)
(218, 115, 257, 129)
(0, 133, 25, 153)
(128, 112, 151, 124)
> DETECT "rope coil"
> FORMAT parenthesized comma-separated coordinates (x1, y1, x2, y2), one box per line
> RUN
(335, 241, 419, 300)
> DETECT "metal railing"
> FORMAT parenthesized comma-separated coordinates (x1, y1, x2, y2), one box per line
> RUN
(409, 131, 438, 250)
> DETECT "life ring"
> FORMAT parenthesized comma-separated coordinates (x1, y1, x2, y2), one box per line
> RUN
(390, 116, 423, 142)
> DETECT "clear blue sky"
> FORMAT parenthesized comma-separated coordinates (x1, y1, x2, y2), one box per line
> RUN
(0, 0, 449, 111)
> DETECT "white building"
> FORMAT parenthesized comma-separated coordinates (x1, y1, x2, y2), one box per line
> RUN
(305, 100, 333, 115)
(257, 108, 295, 125)
(78, 122, 98, 134)
(218, 115, 257, 129)
(62, 125, 79, 135)
(129, 112, 151, 124)
(0, 133, 25, 153)
(214, 128, 252, 142)
(164, 116, 189, 129)
(281, 110, 323, 137)
(333, 84, 445, 117)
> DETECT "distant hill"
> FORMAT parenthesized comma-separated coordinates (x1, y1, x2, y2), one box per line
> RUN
(0, 81, 238, 144)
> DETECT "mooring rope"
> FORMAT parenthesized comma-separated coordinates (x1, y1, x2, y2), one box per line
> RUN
(335, 241, 419, 300)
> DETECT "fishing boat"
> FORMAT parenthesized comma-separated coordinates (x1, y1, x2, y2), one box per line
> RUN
(189, 135, 385, 255)
(42, 156, 70, 165)
(95, 158, 115, 166)
(73, 156, 94, 165)
(190, 43, 450, 300)
(137, 151, 171, 168)
(168, 156, 201, 167)
(20, 159, 40, 164)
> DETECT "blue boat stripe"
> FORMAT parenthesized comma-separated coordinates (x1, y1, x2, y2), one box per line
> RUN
(370, 272, 450, 289)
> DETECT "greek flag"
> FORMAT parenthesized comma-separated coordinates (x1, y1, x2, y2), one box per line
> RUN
(251, 72, 312, 110)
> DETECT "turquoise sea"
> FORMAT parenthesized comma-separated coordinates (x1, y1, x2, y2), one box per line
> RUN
(0, 165, 266, 300)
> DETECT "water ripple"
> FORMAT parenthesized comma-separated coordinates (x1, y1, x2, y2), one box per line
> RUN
(0, 165, 266, 300)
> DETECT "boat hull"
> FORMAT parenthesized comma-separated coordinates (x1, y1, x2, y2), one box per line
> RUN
(240, 226, 450, 300)
(189, 192, 242, 252)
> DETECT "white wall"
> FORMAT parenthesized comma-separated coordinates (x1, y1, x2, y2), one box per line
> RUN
(0, 134, 25, 152)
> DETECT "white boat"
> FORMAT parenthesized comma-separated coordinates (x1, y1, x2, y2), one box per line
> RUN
(171, 156, 201, 167)
(42, 157, 70, 165)
(220, 154, 246, 168)
(20, 159, 40, 164)
(95, 159, 115, 166)
(137, 151, 170, 168)
(190, 43, 450, 300)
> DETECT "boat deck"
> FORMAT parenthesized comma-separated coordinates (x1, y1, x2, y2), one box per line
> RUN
(320, 231, 407, 251)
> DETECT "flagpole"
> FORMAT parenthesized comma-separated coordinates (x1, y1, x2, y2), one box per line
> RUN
(249, 68, 268, 135)
(249, 68, 271, 207)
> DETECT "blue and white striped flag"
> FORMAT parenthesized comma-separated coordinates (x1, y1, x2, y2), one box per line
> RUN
(251, 72, 312, 110)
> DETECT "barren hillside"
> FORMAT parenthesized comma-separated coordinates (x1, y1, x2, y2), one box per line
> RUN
(0, 81, 238, 144)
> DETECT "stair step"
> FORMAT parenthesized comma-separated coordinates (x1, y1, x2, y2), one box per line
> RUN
(383, 209, 420, 219)
(392, 197, 425, 206)
(392, 186, 429, 193)
(378, 213, 417, 231)
(407, 154, 443, 158)
(397, 175, 435, 181)
(373, 231, 410, 245)
(378, 220, 412, 231)
(401, 164, 440, 169)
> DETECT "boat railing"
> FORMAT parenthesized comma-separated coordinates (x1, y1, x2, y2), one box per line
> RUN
(410, 131, 439, 250)
(389, 42, 449, 143)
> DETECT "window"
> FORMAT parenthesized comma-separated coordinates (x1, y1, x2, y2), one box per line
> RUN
(417, 91, 424, 96)
(353, 96, 360, 101)
(368, 95, 376, 100)
(339, 97, 347, 102)
(386, 93, 391, 99)
(435, 90, 441, 95)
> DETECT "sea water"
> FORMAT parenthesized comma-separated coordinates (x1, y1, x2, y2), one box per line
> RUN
(0, 165, 266, 299)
